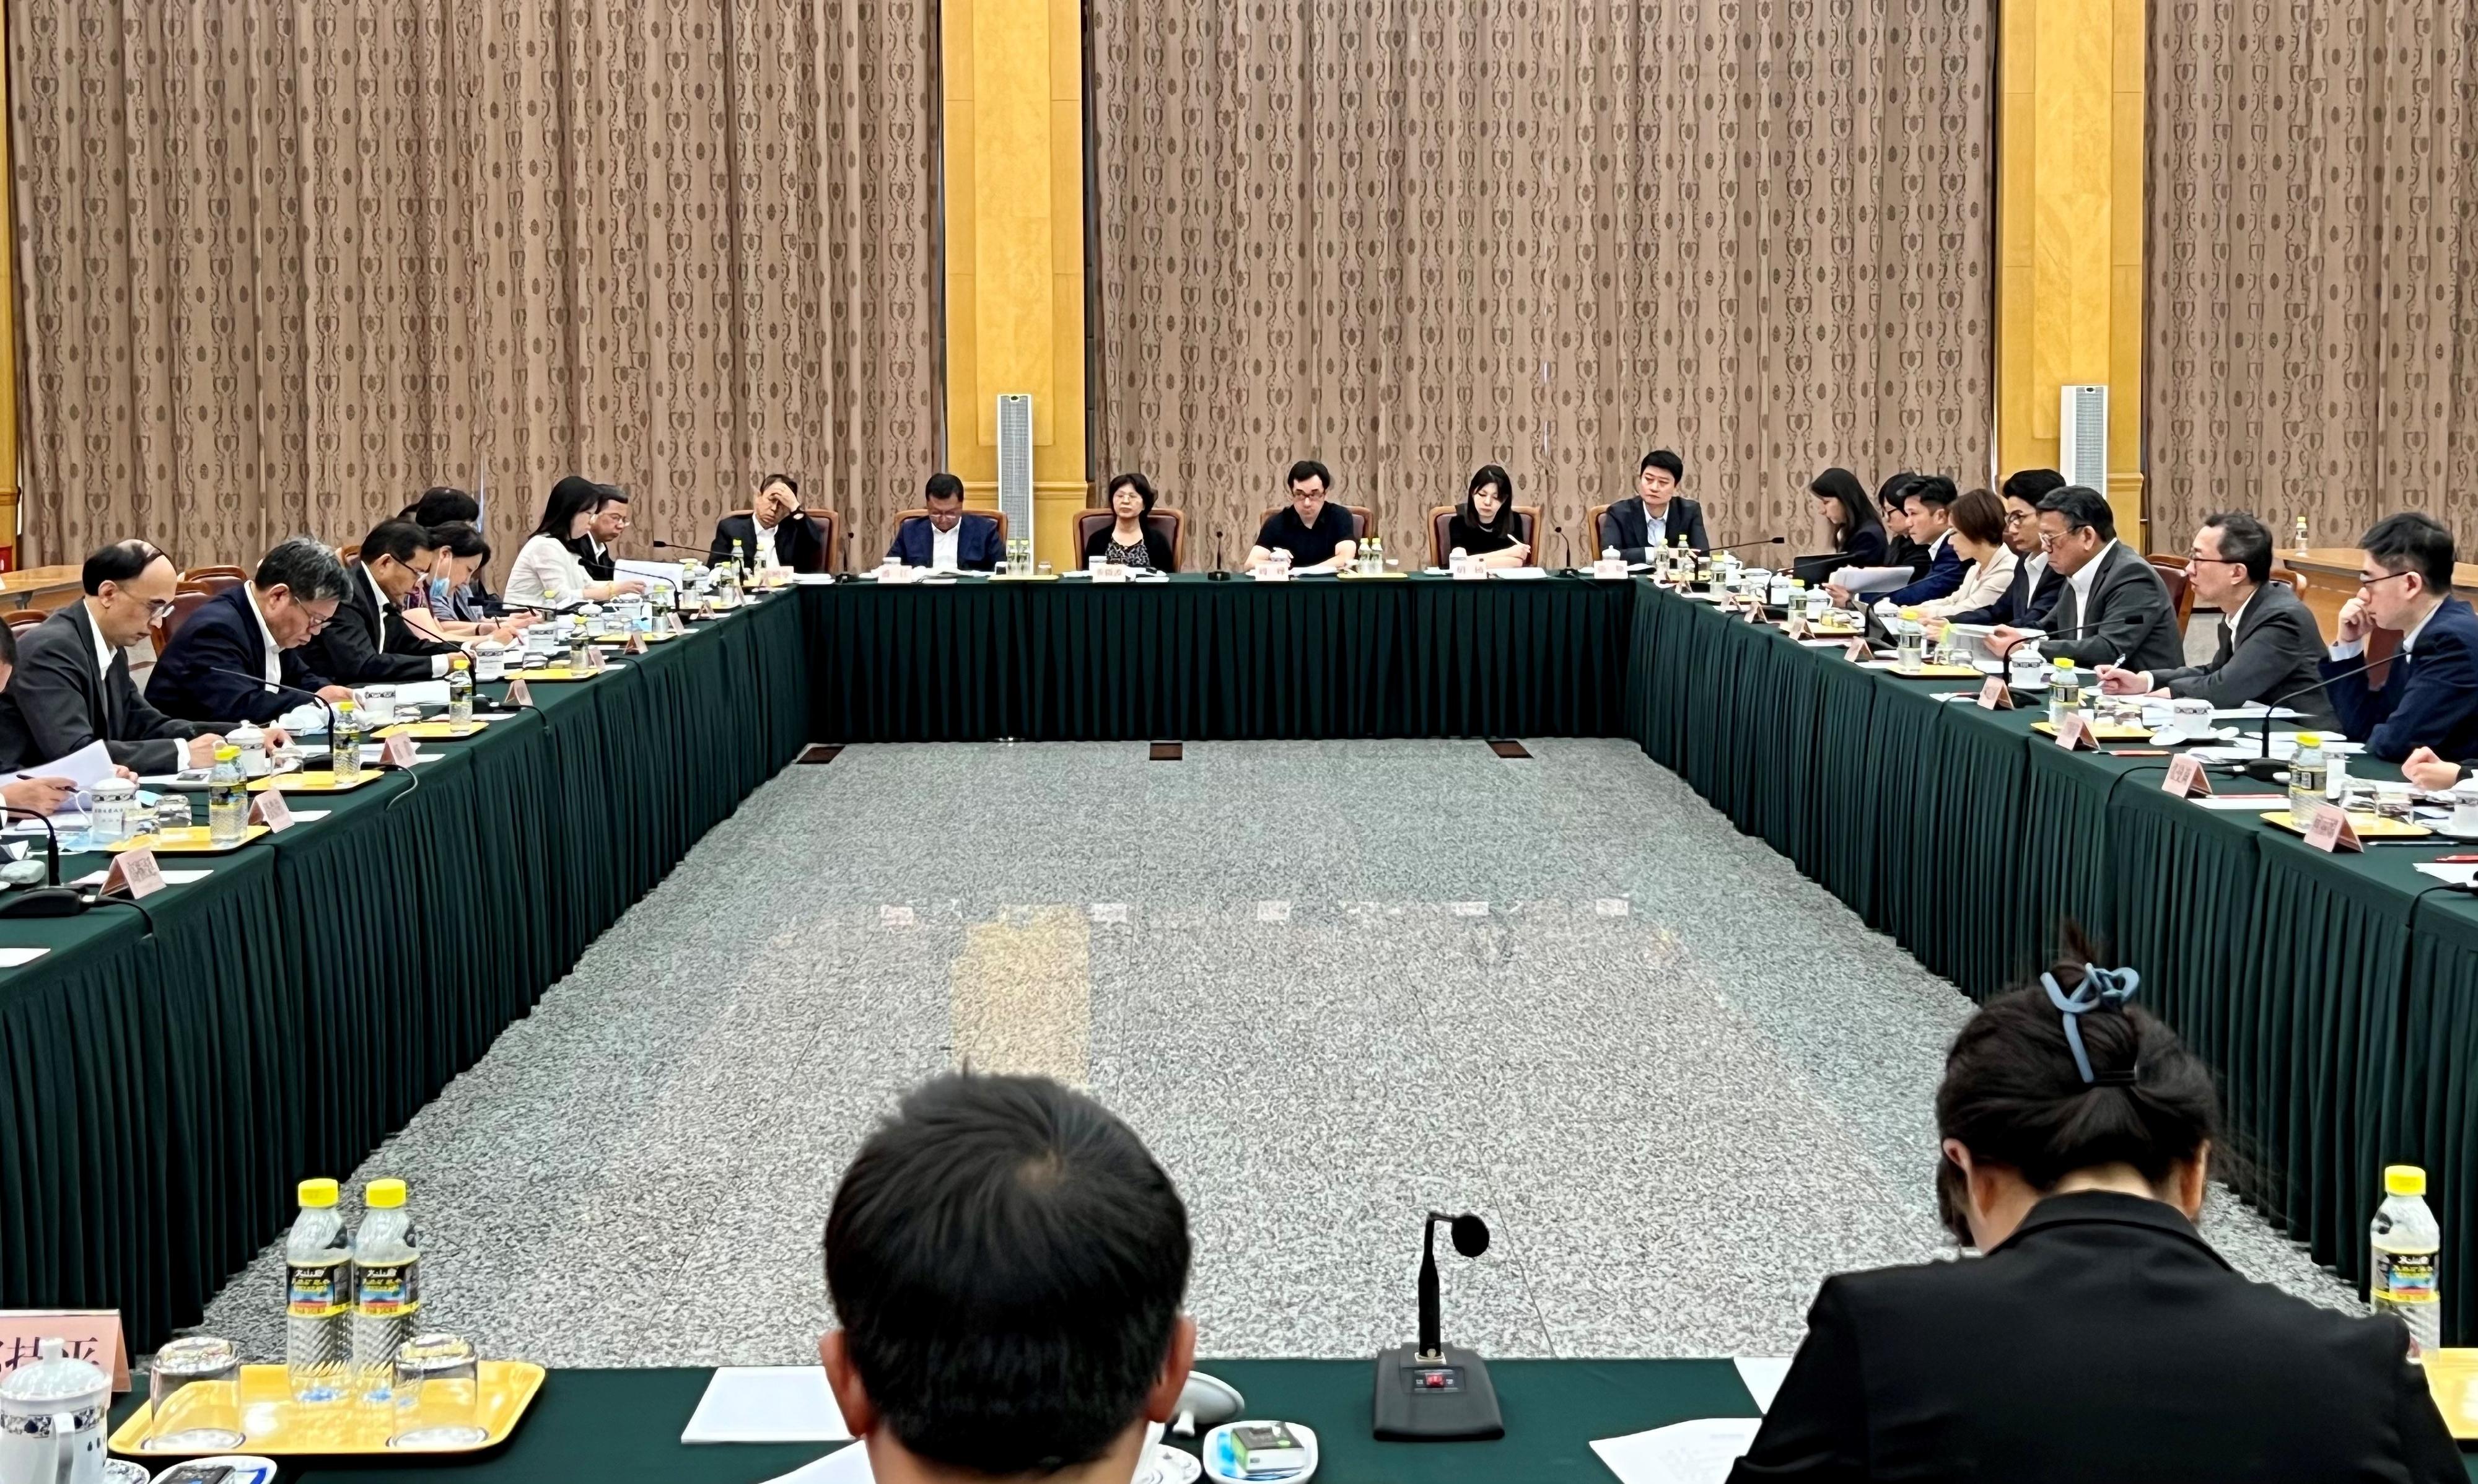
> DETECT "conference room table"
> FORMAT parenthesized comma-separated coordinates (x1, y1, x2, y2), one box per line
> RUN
(14, 569, 2478, 1369)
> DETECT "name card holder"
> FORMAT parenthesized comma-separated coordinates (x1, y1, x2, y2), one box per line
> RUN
(250, 790, 296, 832)
(506, 678, 534, 709)
(2162, 754, 2213, 798)
(1844, 635, 1872, 663)
(2304, 801, 2363, 853)
(1976, 677, 2015, 711)
(99, 849, 164, 899)
(0, 1311, 128, 1391)
(383, 733, 421, 769)
(2053, 713, 2097, 751)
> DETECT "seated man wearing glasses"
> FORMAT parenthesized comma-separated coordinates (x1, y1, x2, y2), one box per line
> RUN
(2093, 512, 2334, 728)
(2320, 512, 2478, 763)
(0, 539, 227, 774)
(150, 536, 360, 728)
(1987, 485, 2184, 674)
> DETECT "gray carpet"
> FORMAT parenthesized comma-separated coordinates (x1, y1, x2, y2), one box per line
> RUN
(194, 736, 2355, 1365)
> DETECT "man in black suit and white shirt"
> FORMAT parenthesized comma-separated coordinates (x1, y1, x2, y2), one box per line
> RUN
(0, 539, 223, 775)
(1990, 485, 2184, 674)
(710, 473, 826, 574)
(305, 520, 466, 686)
(568, 486, 629, 584)
(2097, 511, 2333, 727)
(1598, 448, 1710, 561)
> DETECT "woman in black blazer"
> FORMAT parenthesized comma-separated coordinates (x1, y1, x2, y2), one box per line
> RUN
(1732, 941, 2464, 1483)
(1809, 468, 1885, 568)
(1447, 464, 1531, 567)
(1083, 472, 1176, 572)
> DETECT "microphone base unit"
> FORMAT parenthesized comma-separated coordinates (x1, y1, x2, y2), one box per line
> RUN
(0, 886, 92, 919)
(1370, 1343, 1504, 1441)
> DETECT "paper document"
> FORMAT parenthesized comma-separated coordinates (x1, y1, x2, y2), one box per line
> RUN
(1733, 1356, 1793, 1413)
(0, 948, 50, 969)
(791, 572, 838, 586)
(70, 867, 211, 888)
(275, 703, 328, 734)
(682, 1366, 853, 1444)
(15, 741, 116, 792)
(758, 1444, 872, 1484)
(1590, 1416, 1762, 1484)
(11, 814, 90, 836)
(2215, 704, 2303, 720)
(619, 558, 688, 586)
(1829, 565, 1910, 594)
(1489, 566, 1549, 580)
(2417, 863, 2478, 887)
(2187, 795, 2285, 811)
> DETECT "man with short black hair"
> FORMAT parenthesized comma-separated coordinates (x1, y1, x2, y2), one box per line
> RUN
(2096, 512, 2333, 727)
(149, 536, 359, 725)
(305, 520, 466, 684)
(888, 472, 1005, 570)
(0, 539, 222, 774)
(1989, 486, 2183, 673)
(1600, 448, 1710, 560)
(2321, 512, 2478, 762)
(1246, 460, 1360, 571)
(821, 1073, 1195, 1484)
(1949, 471, 2066, 627)
(569, 486, 629, 583)
(1868, 477, 1966, 608)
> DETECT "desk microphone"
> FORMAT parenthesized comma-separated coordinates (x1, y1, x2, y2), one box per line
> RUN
(0, 806, 85, 917)
(1707, 536, 1789, 554)
(1210, 528, 1230, 580)
(2217, 660, 2365, 782)
(1555, 523, 1576, 575)
(1372, 1210, 1502, 1441)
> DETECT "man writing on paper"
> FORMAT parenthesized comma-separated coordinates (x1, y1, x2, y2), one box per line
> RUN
(2319, 512, 2478, 764)
(1245, 460, 1361, 572)
(2095, 512, 2333, 728)
(821, 1073, 1195, 1484)
(306, 521, 468, 686)
(1987, 486, 2183, 674)
(0, 621, 113, 816)
(0, 541, 223, 775)
(150, 536, 360, 727)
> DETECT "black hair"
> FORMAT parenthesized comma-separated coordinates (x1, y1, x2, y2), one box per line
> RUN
(2362, 512, 2456, 593)
(1462, 465, 1515, 538)
(1809, 468, 1882, 554)
(534, 476, 607, 541)
(2038, 484, 2117, 543)
(1640, 448, 1684, 482)
(1903, 475, 1959, 512)
(1105, 472, 1158, 515)
(0, 617, 17, 668)
(1999, 468, 2066, 506)
(924, 471, 965, 504)
(826, 1073, 1190, 1474)
(1285, 459, 1332, 493)
(82, 539, 169, 596)
(1875, 471, 1920, 513)
(1949, 488, 2005, 548)
(425, 520, 491, 564)
(1935, 928, 2219, 1244)
(593, 486, 631, 508)
(758, 472, 801, 499)
(403, 486, 481, 526)
(359, 520, 438, 568)
(2201, 510, 2275, 585)
(253, 536, 351, 603)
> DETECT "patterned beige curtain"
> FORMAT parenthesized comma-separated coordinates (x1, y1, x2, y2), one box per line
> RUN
(11, 0, 939, 571)
(1089, 0, 1995, 563)
(2148, 0, 2478, 548)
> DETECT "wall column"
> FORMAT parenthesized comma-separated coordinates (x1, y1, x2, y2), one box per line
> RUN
(1996, 0, 2145, 546)
(942, 0, 1086, 562)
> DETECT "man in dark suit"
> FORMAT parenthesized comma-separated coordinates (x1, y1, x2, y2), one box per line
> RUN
(711, 473, 827, 573)
(1874, 477, 1967, 607)
(1598, 448, 1710, 561)
(0, 540, 223, 775)
(1990, 485, 2184, 674)
(2322, 512, 2478, 762)
(2096, 512, 2334, 727)
(305, 520, 466, 685)
(567, 485, 628, 583)
(149, 536, 360, 726)
(0, 621, 100, 816)
(1949, 470, 2065, 626)
(887, 472, 1004, 570)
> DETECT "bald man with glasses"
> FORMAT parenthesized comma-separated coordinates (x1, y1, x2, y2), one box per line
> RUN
(0, 539, 225, 775)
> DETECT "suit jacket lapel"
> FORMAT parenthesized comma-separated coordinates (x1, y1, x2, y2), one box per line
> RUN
(79, 605, 118, 736)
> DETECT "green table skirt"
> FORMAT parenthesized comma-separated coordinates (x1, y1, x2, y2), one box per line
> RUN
(0, 595, 806, 1351)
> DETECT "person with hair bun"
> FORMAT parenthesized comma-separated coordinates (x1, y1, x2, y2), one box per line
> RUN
(1730, 936, 2464, 1483)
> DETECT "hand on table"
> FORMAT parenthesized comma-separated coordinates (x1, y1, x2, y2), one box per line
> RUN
(1, 776, 76, 816)
(615, 578, 649, 597)
(1825, 582, 1853, 608)
(2096, 665, 2153, 696)
(2336, 595, 2371, 646)
(2404, 747, 2463, 792)
(185, 733, 226, 770)
(315, 685, 355, 705)
(263, 727, 292, 753)
(1506, 541, 1531, 565)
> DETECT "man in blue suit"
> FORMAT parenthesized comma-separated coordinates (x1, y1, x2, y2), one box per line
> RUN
(148, 536, 358, 726)
(2323, 512, 2478, 762)
(887, 472, 1004, 571)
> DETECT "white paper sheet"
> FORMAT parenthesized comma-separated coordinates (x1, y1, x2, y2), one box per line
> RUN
(791, 572, 838, 586)
(2417, 863, 2478, 886)
(618, 558, 689, 586)
(1733, 1356, 1793, 1413)
(1489, 566, 1549, 580)
(1590, 1417, 1762, 1484)
(13, 741, 116, 792)
(757, 1443, 873, 1484)
(69, 867, 212, 888)
(11, 814, 90, 836)
(0, 948, 50, 968)
(682, 1366, 853, 1444)
(2186, 795, 2287, 811)
(2215, 704, 2304, 720)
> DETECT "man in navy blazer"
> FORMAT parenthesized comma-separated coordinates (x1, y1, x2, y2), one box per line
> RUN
(887, 472, 1004, 570)
(2323, 512, 2478, 762)
(1876, 477, 1968, 607)
(149, 537, 359, 726)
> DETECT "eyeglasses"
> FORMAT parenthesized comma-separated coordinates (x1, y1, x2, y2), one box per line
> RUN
(2358, 569, 2417, 591)
(2002, 511, 2033, 528)
(2186, 552, 2248, 568)
(142, 597, 177, 620)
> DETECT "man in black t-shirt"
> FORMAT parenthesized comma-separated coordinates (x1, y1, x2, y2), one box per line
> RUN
(1245, 460, 1360, 572)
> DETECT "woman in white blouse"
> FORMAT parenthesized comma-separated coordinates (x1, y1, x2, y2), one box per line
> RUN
(505, 476, 647, 606)
(1920, 487, 2017, 621)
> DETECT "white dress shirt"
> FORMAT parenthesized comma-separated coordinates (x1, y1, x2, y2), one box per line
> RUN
(365, 562, 451, 678)
(2065, 538, 2119, 619)
(931, 522, 961, 571)
(750, 517, 781, 566)
(243, 583, 281, 684)
(506, 535, 589, 606)
(89, 603, 115, 683)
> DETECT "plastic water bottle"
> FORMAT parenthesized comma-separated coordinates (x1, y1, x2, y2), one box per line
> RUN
(332, 701, 364, 784)
(206, 746, 248, 845)
(2371, 1164, 2441, 1360)
(351, 1177, 422, 1401)
(2289, 732, 2328, 818)
(446, 656, 473, 728)
(2047, 657, 2082, 725)
(1894, 608, 1924, 673)
(284, 1177, 351, 1403)
(2294, 515, 2311, 557)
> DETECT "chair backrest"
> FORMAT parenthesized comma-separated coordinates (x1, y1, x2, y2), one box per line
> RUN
(4, 609, 47, 634)
(1255, 505, 1377, 547)
(183, 572, 245, 600)
(890, 508, 1010, 556)
(2148, 553, 2196, 632)
(183, 564, 247, 583)
(1427, 505, 1545, 567)
(151, 588, 214, 654)
(726, 508, 843, 572)
(1586, 504, 1614, 554)
(338, 543, 361, 564)
(1072, 508, 1187, 569)
(2269, 567, 2303, 593)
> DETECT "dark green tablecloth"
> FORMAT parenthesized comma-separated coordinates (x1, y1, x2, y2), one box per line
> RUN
(803, 573, 1635, 742)
(0, 595, 807, 1351)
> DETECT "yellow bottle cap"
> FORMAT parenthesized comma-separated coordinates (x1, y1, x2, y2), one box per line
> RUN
(2052, 656, 2073, 668)
(2387, 1164, 2427, 1197)
(365, 1177, 407, 1210)
(1899, 608, 1920, 621)
(2297, 732, 2323, 748)
(451, 655, 469, 670)
(214, 745, 239, 762)
(297, 1177, 339, 1208)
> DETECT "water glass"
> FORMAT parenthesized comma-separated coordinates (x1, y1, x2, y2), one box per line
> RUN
(154, 795, 195, 836)
(2375, 783, 2415, 826)
(145, 1336, 245, 1452)
(389, 1334, 486, 1450)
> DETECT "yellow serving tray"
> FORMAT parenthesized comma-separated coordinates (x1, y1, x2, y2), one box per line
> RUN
(372, 720, 490, 740)
(246, 770, 383, 794)
(108, 825, 268, 853)
(109, 1360, 546, 1458)
(589, 630, 678, 644)
(1878, 663, 1984, 679)
(2261, 809, 2434, 840)
(507, 666, 599, 681)
(991, 572, 1061, 582)
(2031, 720, 2153, 742)
(2426, 1349, 2478, 1439)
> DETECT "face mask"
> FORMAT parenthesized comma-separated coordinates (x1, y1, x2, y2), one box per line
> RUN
(431, 575, 452, 602)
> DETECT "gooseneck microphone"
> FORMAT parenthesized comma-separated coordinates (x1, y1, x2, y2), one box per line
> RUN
(2218, 658, 2368, 782)
(1372, 1208, 1504, 1441)
(208, 667, 341, 740)
(1417, 1210, 1489, 1361)
(1210, 528, 1230, 580)
(1706, 536, 1789, 554)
